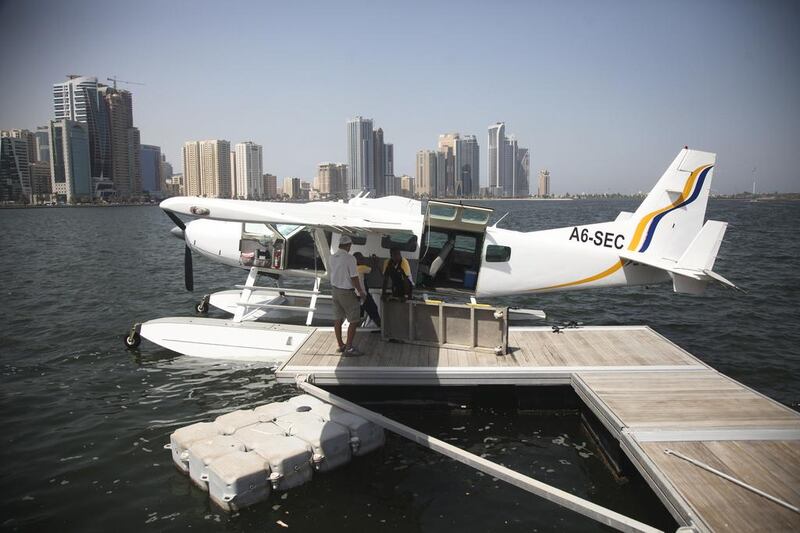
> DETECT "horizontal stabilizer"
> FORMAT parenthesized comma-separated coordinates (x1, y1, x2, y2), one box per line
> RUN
(619, 219, 740, 294)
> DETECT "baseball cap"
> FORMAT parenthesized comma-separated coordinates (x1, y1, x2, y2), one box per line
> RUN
(339, 235, 353, 246)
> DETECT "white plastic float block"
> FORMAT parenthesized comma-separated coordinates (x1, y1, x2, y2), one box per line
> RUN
(322, 406, 385, 456)
(287, 394, 326, 410)
(254, 401, 296, 422)
(253, 435, 314, 491)
(169, 422, 219, 473)
(207, 450, 271, 512)
(214, 409, 260, 435)
(188, 435, 245, 490)
(274, 411, 351, 472)
(290, 396, 385, 456)
(233, 422, 286, 450)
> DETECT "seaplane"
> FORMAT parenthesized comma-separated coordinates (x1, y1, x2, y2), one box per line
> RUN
(125, 147, 738, 362)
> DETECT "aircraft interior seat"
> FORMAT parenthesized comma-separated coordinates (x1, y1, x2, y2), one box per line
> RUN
(428, 240, 455, 278)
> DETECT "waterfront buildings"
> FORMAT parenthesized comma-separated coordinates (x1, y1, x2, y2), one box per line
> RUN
(163, 174, 184, 196)
(516, 147, 530, 197)
(230, 150, 237, 197)
(299, 180, 311, 200)
(49, 119, 92, 202)
(35, 126, 50, 163)
(159, 154, 173, 192)
(316, 162, 347, 198)
(383, 143, 395, 195)
(53, 76, 109, 179)
(263, 173, 277, 199)
(347, 116, 373, 195)
(399, 175, 414, 197)
(201, 140, 231, 198)
(0, 134, 32, 202)
(437, 133, 458, 196)
(101, 86, 141, 197)
(487, 122, 530, 197)
(415, 149, 438, 197)
(282, 177, 301, 199)
(53, 75, 142, 198)
(537, 169, 551, 197)
(346, 116, 394, 197)
(372, 128, 385, 197)
(487, 123, 505, 195)
(415, 132, 480, 198)
(454, 135, 479, 196)
(182, 140, 231, 198)
(234, 141, 263, 199)
(182, 142, 201, 196)
(140, 144, 161, 193)
(30, 161, 52, 202)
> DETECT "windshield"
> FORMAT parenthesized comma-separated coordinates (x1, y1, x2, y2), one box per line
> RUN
(276, 224, 302, 237)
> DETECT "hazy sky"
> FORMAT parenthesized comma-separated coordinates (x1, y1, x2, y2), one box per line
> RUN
(1, 0, 798, 193)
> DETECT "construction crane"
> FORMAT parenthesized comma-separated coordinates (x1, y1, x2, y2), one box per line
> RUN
(107, 76, 146, 90)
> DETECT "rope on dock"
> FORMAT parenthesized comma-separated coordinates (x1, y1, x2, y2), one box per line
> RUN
(296, 376, 664, 533)
(663, 448, 800, 515)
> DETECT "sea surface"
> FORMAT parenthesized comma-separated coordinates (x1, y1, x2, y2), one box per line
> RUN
(1, 200, 798, 532)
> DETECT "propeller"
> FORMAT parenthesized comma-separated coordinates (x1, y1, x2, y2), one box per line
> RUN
(164, 210, 194, 291)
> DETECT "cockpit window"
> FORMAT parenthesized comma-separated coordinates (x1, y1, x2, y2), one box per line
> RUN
(276, 224, 301, 237)
(244, 223, 272, 236)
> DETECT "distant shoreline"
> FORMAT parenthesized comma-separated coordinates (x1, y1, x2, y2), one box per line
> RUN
(2, 195, 798, 210)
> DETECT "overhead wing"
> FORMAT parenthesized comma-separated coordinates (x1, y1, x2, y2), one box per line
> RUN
(160, 195, 424, 235)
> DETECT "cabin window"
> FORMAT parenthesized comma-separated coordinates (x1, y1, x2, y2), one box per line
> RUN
(349, 235, 367, 245)
(381, 233, 418, 252)
(461, 208, 491, 225)
(429, 204, 457, 220)
(424, 230, 448, 250)
(486, 245, 511, 262)
(455, 234, 477, 253)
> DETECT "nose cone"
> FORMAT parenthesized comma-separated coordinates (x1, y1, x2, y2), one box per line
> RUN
(170, 226, 185, 240)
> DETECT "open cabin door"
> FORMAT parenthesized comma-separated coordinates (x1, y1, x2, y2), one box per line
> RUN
(417, 201, 493, 293)
(239, 223, 327, 274)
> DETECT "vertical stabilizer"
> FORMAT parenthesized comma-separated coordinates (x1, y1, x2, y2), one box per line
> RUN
(626, 148, 716, 261)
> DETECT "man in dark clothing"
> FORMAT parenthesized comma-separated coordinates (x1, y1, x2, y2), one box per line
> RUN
(382, 247, 413, 300)
(353, 252, 382, 328)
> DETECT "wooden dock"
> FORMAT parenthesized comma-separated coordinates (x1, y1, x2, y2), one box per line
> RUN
(276, 325, 800, 532)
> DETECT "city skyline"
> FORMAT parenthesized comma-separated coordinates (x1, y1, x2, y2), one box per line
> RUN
(1, 1, 799, 194)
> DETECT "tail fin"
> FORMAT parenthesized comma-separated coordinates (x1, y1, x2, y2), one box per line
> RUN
(618, 148, 739, 294)
(627, 148, 715, 261)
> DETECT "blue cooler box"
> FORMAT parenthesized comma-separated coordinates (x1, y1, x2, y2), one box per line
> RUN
(464, 270, 478, 290)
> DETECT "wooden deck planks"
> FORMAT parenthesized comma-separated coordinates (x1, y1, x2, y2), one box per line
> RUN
(640, 440, 800, 532)
(275, 326, 800, 532)
(282, 327, 703, 372)
(577, 370, 800, 431)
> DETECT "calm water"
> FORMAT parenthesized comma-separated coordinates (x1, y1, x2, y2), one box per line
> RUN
(1, 200, 798, 532)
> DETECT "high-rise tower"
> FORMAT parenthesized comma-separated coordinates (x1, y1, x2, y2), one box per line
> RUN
(347, 116, 374, 195)
(235, 141, 263, 199)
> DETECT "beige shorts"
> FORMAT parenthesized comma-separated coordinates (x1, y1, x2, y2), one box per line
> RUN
(332, 287, 361, 323)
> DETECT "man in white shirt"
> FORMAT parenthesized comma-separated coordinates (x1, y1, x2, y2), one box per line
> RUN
(329, 235, 366, 356)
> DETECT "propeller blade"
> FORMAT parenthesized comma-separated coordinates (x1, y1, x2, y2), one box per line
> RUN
(164, 209, 186, 231)
(184, 244, 194, 291)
